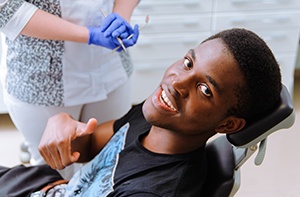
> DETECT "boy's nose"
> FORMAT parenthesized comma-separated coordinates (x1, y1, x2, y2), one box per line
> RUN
(171, 74, 191, 98)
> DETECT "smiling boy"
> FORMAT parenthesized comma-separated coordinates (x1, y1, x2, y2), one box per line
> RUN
(0, 28, 281, 197)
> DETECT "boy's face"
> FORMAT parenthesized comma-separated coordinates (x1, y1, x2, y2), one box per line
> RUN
(143, 39, 245, 136)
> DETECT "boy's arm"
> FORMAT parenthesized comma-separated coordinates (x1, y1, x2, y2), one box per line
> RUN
(38, 112, 115, 170)
(72, 119, 115, 163)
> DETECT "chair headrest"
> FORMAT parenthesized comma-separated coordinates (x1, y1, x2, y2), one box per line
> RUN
(226, 85, 295, 148)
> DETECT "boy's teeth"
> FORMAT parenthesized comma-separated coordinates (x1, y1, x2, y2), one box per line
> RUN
(161, 90, 177, 111)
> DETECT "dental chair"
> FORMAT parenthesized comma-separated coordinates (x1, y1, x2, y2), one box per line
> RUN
(201, 85, 295, 197)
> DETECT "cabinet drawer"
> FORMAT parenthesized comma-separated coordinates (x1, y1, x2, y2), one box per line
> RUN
(130, 69, 165, 104)
(215, 0, 300, 12)
(131, 58, 176, 103)
(213, 11, 300, 30)
(129, 32, 210, 61)
(212, 28, 299, 53)
(258, 29, 299, 53)
(133, 0, 213, 15)
(275, 52, 297, 93)
(132, 14, 211, 34)
(132, 58, 175, 72)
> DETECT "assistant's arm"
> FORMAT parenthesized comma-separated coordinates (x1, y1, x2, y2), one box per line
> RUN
(0, 1, 88, 42)
(21, 9, 89, 43)
(1, 0, 140, 47)
(113, 0, 140, 22)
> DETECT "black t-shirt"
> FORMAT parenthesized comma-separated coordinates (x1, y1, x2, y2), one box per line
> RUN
(66, 103, 207, 196)
(110, 103, 207, 197)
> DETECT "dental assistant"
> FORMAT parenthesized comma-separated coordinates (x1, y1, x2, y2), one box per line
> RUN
(0, 0, 140, 179)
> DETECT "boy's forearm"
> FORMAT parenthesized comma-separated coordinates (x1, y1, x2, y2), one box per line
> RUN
(71, 135, 94, 162)
(72, 120, 115, 163)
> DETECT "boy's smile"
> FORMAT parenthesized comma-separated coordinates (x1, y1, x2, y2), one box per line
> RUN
(159, 88, 177, 112)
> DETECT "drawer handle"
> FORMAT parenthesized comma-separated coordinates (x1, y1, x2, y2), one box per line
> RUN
(182, 37, 197, 44)
(263, 33, 286, 41)
(137, 39, 152, 46)
(137, 0, 199, 9)
(232, 16, 289, 25)
(231, 0, 292, 4)
(183, 19, 200, 26)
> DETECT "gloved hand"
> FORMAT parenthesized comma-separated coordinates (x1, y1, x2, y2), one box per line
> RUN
(88, 26, 120, 50)
(88, 13, 139, 51)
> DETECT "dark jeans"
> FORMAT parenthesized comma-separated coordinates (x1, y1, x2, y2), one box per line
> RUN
(0, 164, 62, 197)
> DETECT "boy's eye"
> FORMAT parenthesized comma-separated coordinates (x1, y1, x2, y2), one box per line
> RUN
(199, 83, 212, 97)
(183, 57, 193, 69)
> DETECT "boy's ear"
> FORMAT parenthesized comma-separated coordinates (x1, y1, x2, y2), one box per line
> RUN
(215, 116, 246, 134)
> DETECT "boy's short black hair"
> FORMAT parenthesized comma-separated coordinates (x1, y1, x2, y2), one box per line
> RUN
(203, 28, 282, 122)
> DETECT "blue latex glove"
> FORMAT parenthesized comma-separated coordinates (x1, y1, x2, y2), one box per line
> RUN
(88, 13, 139, 51)
(88, 26, 120, 50)
(101, 13, 132, 38)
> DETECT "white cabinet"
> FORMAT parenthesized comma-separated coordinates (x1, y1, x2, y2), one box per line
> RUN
(132, 0, 214, 15)
(129, 0, 300, 103)
(212, 0, 300, 95)
(214, 0, 300, 12)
